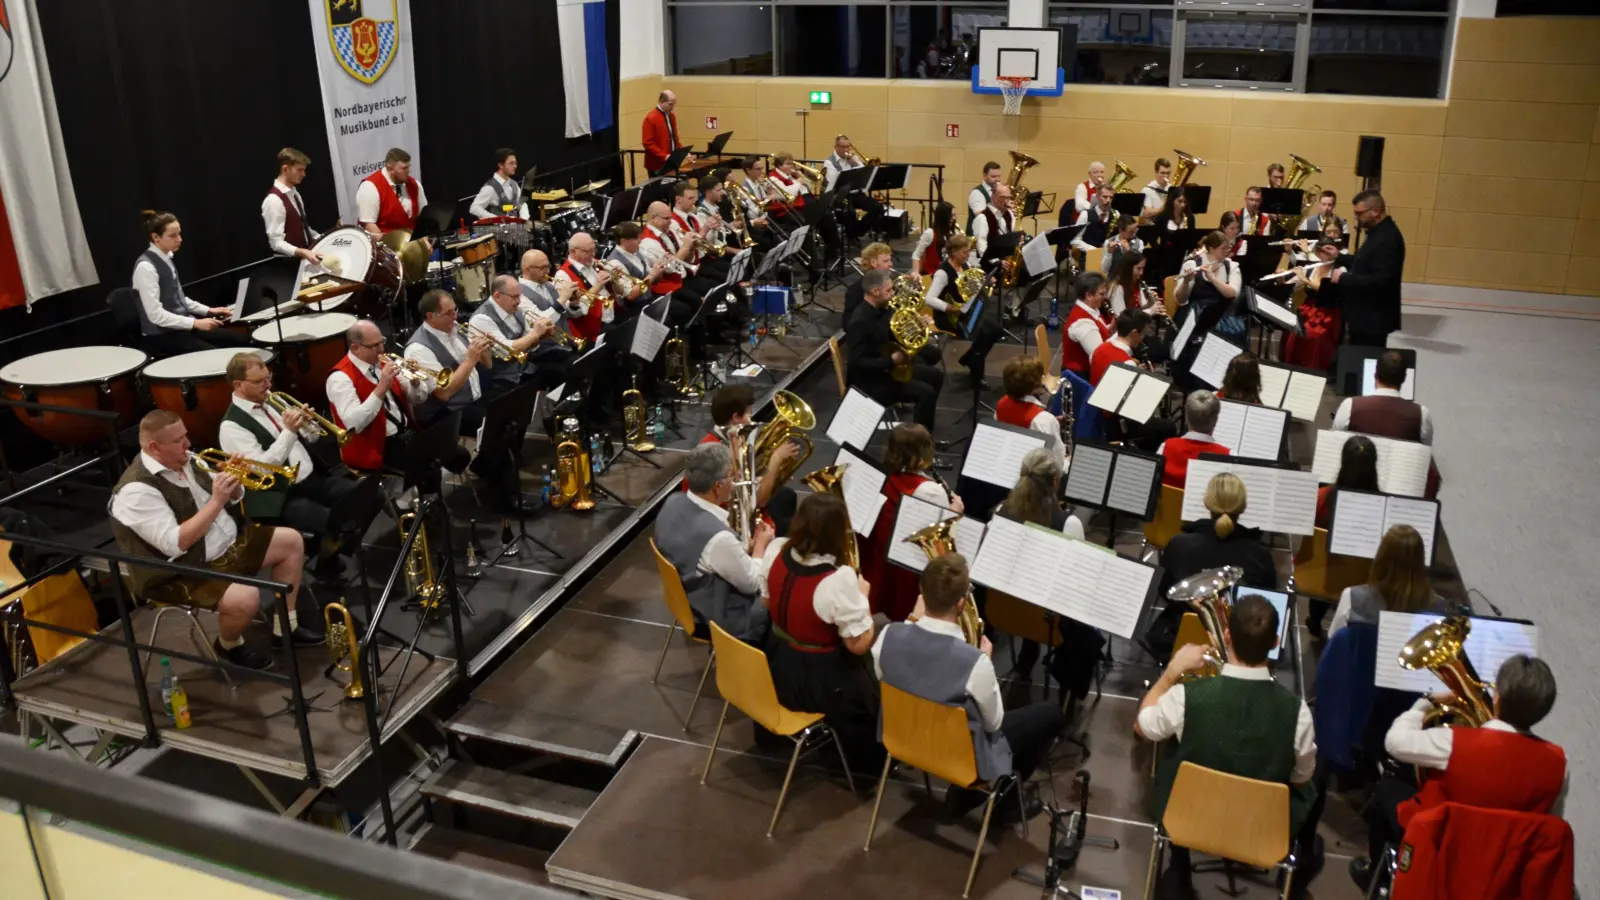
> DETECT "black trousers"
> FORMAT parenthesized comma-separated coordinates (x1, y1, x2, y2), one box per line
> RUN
(1001, 701, 1066, 780)
(278, 473, 360, 545)
(1363, 774, 1417, 863)
(844, 193, 886, 238)
(957, 319, 1004, 377)
(142, 325, 252, 358)
(855, 366, 943, 430)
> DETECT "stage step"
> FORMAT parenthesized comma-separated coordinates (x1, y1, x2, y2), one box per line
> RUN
(447, 698, 638, 768)
(421, 760, 601, 831)
(408, 823, 557, 887)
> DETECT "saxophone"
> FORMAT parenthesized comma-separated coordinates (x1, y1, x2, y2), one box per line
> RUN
(623, 374, 655, 452)
(902, 515, 983, 646)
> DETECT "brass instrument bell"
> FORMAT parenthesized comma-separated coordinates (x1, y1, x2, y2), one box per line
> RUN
(903, 516, 983, 647)
(265, 391, 350, 445)
(191, 448, 295, 491)
(1164, 565, 1244, 680)
(753, 390, 815, 487)
(323, 601, 365, 700)
(623, 375, 655, 453)
(1108, 159, 1138, 193)
(1398, 616, 1496, 729)
(552, 414, 595, 511)
(886, 307, 931, 382)
(1171, 150, 1207, 187)
(398, 511, 444, 613)
(382, 353, 451, 389)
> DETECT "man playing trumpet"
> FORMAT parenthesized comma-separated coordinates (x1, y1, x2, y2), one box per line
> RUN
(111, 410, 321, 672)
(468, 274, 567, 393)
(218, 353, 360, 580)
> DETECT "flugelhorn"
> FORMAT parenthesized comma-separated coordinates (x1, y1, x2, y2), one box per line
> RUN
(458, 322, 528, 365)
(623, 374, 655, 453)
(523, 307, 585, 352)
(382, 353, 451, 388)
(399, 511, 444, 613)
(323, 601, 365, 700)
(551, 414, 595, 511)
(265, 391, 350, 445)
(1165, 566, 1244, 680)
(190, 449, 295, 491)
(902, 516, 983, 647)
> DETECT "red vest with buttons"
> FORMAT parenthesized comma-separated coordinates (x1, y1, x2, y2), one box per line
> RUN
(1090, 339, 1133, 387)
(330, 355, 410, 471)
(1061, 303, 1113, 375)
(1397, 728, 1567, 830)
(861, 472, 931, 622)
(1160, 436, 1231, 488)
(362, 170, 419, 233)
(995, 395, 1048, 431)
(642, 227, 684, 294)
(767, 548, 839, 651)
(560, 260, 604, 343)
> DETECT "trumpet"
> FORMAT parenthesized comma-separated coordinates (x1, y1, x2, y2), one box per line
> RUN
(458, 322, 528, 365)
(522, 308, 586, 352)
(265, 391, 350, 446)
(382, 353, 451, 389)
(190, 449, 296, 491)
(602, 260, 651, 299)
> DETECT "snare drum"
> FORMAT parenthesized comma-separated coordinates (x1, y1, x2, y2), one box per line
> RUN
(251, 312, 356, 409)
(142, 348, 273, 448)
(308, 227, 401, 318)
(0, 347, 148, 447)
(448, 233, 498, 266)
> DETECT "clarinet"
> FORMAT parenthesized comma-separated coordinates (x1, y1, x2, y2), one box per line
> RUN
(1056, 378, 1075, 460)
(929, 467, 958, 509)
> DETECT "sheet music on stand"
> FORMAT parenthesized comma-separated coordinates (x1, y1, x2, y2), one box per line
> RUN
(630, 313, 670, 361)
(960, 421, 1048, 489)
(1328, 489, 1440, 565)
(1063, 441, 1163, 520)
(1248, 290, 1299, 331)
(724, 247, 754, 286)
(886, 494, 984, 572)
(1170, 307, 1198, 356)
(1021, 232, 1055, 279)
(1190, 332, 1243, 389)
(1257, 361, 1326, 422)
(783, 225, 810, 256)
(968, 515, 1160, 639)
(1374, 612, 1539, 694)
(1181, 455, 1318, 535)
(832, 446, 888, 538)
(825, 388, 886, 451)
(1311, 430, 1432, 498)
(1212, 400, 1288, 461)
(1086, 363, 1171, 424)
(1362, 358, 1417, 401)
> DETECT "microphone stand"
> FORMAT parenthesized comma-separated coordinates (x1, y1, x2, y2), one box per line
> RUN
(1012, 770, 1121, 898)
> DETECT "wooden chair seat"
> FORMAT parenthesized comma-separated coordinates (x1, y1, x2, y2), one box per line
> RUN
(1291, 528, 1372, 602)
(1142, 484, 1185, 554)
(1145, 761, 1297, 900)
(648, 537, 714, 731)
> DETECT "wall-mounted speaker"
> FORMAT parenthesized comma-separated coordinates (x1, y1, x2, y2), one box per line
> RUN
(1356, 136, 1385, 180)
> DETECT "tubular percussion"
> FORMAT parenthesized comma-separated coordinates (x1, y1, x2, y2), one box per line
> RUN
(251, 312, 356, 410)
(0, 347, 148, 446)
(142, 348, 273, 447)
(307, 227, 402, 317)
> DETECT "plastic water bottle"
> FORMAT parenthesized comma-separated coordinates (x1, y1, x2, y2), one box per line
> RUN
(747, 320, 758, 348)
(590, 437, 602, 476)
(540, 465, 552, 505)
(652, 405, 665, 442)
(1047, 296, 1061, 330)
(159, 657, 175, 716)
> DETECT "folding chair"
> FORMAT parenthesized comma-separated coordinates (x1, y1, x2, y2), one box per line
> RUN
(648, 537, 715, 730)
(1146, 761, 1299, 900)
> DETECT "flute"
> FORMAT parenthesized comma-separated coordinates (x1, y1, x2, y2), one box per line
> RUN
(1258, 260, 1332, 283)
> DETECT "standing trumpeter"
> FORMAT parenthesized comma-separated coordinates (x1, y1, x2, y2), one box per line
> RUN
(262, 147, 323, 264)
(357, 148, 427, 237)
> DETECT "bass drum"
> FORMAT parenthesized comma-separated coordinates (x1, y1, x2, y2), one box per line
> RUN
(0, 346, 148, 447)
(310, 226, 402, 317)
(143, 348, 273, 448)
(251, 312, 357, 410)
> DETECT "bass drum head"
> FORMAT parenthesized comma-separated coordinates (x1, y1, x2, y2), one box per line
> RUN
(311, 227, 377, 281)
(0, 346, 148, 386)
(143, 347, 271, 380)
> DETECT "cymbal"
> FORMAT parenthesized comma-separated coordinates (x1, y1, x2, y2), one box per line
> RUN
(545, 200, 590, 211)
(572, 179, 611, 196)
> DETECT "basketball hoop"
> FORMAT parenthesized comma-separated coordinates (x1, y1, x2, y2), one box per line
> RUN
(998, 76, 1031, 116)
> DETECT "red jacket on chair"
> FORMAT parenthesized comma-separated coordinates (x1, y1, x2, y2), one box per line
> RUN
(1392, 803, 1573, 900)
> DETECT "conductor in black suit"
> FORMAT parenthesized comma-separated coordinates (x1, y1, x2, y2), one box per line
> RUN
(1317, 190, 1404, 348)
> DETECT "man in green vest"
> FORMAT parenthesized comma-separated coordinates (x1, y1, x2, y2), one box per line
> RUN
(1135, 594, 1319, 899)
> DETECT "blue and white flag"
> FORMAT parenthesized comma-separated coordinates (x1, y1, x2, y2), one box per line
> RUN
(557, 0, 614, 138)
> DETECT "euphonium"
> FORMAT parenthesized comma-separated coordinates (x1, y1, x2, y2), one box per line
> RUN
(551, 414, 595, 511)
(1164, 566, 1244, 680)
(903, 517, 982, 646)
(726, 422, 761, 544)
(623, 374, 655, 453)
(800, 463, 858, 572)
(458, 322, 528, 365)
(1172, 149, 1207, 187)
(1398, 616, 1496, 729)
(382, 353, 451, 389)
(1108, 159, 1138, 193)
(752, 390, 815, 487)
(191, 449, 294, 491)
(1284, 153, 1322, 191)
(398, 511, 443, 613)
(1282, 153, 1324, 234)
(265, 391, 350, 446)
(323, 601, 365, 700)
(885, 307, 931, 382)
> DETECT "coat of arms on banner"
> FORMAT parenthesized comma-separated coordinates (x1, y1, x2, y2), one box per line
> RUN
(0, 0, 15, 85)
(325, 0, 398, 85)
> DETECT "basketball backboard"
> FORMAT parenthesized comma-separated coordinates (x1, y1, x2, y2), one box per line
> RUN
(972, 27, 1066, 97)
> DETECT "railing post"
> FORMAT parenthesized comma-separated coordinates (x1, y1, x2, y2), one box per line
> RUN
(107, 569, 160, 747)
(437, 509, 469, 681)
(278, 588, 319, 781)
(358, 673, 397, 844)
(0, 613, 18, 709)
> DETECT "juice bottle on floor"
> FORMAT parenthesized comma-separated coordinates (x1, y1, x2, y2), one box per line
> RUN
(171, 683, 191, 729)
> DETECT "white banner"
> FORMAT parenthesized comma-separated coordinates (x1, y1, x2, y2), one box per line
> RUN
(0, 0, 97, 310)
(306, 0, 421, 227)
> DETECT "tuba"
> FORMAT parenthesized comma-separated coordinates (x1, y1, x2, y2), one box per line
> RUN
(551, 414, 595, 511)
(1172, 149, 1207, 187)
(399, 511, 444, 613)
(623, 375, 655, 452)
(800, 464, 858, 571)
(1004, 150, 1038, 212)
(885, 307, 931, 382)
(1165, 566, 1244, 680)
(191, 449, 294, 491)
(1281, 154, 1324, 234)
(752, 390, 815, 487)
(1108, 160, 1138, 193)
(323, 601, 365, 700)
(1398, 616, 1496, 729)
(903, 517, 982, 646)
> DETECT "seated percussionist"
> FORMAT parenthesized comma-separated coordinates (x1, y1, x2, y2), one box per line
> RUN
(216, 353, 358, 580)
(111, 411, 321, 672)
(133, 210, 250, 357)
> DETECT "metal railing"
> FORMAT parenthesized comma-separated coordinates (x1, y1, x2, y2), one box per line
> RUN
(0, 398, 127, 499)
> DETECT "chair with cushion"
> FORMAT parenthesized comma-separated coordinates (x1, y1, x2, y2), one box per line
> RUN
(865, 681, 1020, 899)
(1145, 761, 1299, 900)
(648, 536, 714, 731)
(700, 620, 856, 837)
(1061, 367, 1105, 443)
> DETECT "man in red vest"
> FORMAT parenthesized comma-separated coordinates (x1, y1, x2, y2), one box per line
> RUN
(1062, 271, 1114, 377)
(641, 90, 686, 176)
(324, 318, 469, 479)
(262, 147, 323, 264)
(1089, 309, 1148, 387)
(357, 148, 427, 237)
(1157, 391, 1230, 487)
(1351, 654, 1567, 892)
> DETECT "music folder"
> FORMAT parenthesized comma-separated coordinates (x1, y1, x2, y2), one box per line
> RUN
(869, 163, 910, 193)
(1182, 186, 1213, 216)
(1374, 612, 1538, 694)
(1257, 361, 1326, 422)
(1335, 346, 1417, 397)
(1110, 193, 1146, 218)
(656, 146, 693, 176)
(832, 165, 874, 196)
(1311, 430, 1432, 498)
(1182, 454, 1319, 536)
(704, 131, 734, 157)
(1190, 331, 1243, 389)
(1212, 399, 1288, 461)
(960, 421, 1048, 489)
(1086, 362, 1170, 425)
(1328, 489, 1441, 565)
(1063, 441, 1163, 520)
(824, 388, 885, 452)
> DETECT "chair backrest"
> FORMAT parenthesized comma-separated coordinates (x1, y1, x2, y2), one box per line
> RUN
(827, 336, 847, 398)
(707, 620, 787, 733)
(1172, 612, 1211, 656)
(1162, 275, 1178, 304)
(879, 681, 979, 789)
(1292, 528, 1372, 601)
(0, 534, 96, 665)
(648, 537, 701, 636)
(1083, 248, 1104, 278)
(1164, 761, 1290, 868)
(1061, 368, 1106, 442)
(1142, 484, 1185, 550)
(985, 590, 1059, 647)
(1033, 324, 1051, 370)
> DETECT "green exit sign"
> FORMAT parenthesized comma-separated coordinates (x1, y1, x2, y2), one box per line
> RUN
(809, 91, 832, 104)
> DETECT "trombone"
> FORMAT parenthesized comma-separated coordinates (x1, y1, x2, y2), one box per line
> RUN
(265, 391, 350, 445)
(382, 353, 451, 389)
(458, 322, 528, 365)
(190, 449, 297, 491)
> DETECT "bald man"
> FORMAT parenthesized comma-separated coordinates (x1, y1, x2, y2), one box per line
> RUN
(640, 200, 723, 354)
(1074, 161, 1107, 213)
(552, 232, 612, 346)
(643, 90, 687, 175)
(469, 273, 569, 392)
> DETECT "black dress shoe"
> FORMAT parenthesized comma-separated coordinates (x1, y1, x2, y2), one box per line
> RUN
(1156, 865, 1199, 900)
(312, 555, 347, 581)
(271, 625, 326, 649)
(214, 639, 273, 671)
(990, 787, 1044, 827)
(1349, 857, 1374, 891)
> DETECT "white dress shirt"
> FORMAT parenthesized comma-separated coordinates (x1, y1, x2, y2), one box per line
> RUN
(1107, 281, 1140, 315)
(1066, 300, 1109, 362)
(326, 351, 428, 437)
(923, 260, 979, 313)
(217, 394, 314, 483)
(1137, 663, 1317, 784)
(1332, 388, 1433, 445)
(1102, 237, 1144, 277)
(967, 185, 991, 219)
(469, 298, 534, 344)
(908, 478, 953, 508)
(640, 225, 695, 277)
(110, 452, 240, 562)
(1071, 206, 1113, 254)
(872, 617, 1003, 733)
(1176, 257, 1243, 306)
(469, 173, 528, 220)
(406, 323, 481, 401)
(1142, 180, 1168, 215)
(768, 171, 809, 202)
(823, 152, 862, 192)
(1073, 180, 1099, 213)
(1384, 698, 1567, 816)
(132, 248, 210, 331)
(684, 490, 765, 596)
(1017, 393, 1067, 471)
(912, 228, 936, 270)
(519, 277, 572, 324)
(758, 537, 873, 640)
(668, 208, 707, 263)
(971, 206, 1011, 257)
(262, 178, 321, 258)
(1240, 209, 1272, 237)
(355, 176, 428, 225)
(553, 259, 606, 323)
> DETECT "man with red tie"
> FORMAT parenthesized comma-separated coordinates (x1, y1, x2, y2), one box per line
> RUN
(642, 91, 687, 175)
(357, 148, 427, 237)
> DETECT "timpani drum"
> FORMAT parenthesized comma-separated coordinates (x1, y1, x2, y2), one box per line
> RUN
(251, 312, 356, 409)
(0, 347, 148, 447)
(142, 348, 273, 448)
(308, 227, 402, 318)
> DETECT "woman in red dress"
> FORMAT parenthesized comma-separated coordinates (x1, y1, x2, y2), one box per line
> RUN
(911, 202, 959, 277)
(860, 424, 962, 621)
(1283, 221, 1346, 372)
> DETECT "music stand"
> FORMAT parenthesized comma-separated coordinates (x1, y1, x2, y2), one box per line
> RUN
(602, 185, 646, 232)
(1259, 188, 1305, 220)
(480, 382, 562, 563)
(1110, 193, 1145, 219)
(704, 131, 734, 158)
(604, 312, 665, 468)
(654, 146, 694, 178)
(1182, 185, 1213, 217)
(564, 343, 629, 506)
(1334, 345, 1416, 397)
(804, 187, 855, 292)
(1044, 224, 1084, 329)
(869, 163, 910, 193)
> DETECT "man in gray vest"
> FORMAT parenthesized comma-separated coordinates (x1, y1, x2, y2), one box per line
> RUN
(469, 148, 528, 221)
(518, 249, 585, 331)
(1136, 593, 1319, 899)
(468, 275, 565, 392)
(133, 210, 252, 357)
(873, 554, 1062, 825)
(110, 410, 320, 672)
(655, 441, 774, 642)
(404, 290, 495, 430)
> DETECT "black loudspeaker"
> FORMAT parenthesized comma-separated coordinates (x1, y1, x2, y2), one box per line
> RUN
(1356, 136, 1385, 180)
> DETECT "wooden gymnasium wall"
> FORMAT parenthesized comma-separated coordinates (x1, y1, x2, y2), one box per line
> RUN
(620, 16, 1600, 299)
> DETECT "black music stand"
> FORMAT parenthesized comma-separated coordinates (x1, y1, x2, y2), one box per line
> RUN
(481, 381, 562, 561)
(654, 146, 694, 178)
(605, 312, 665, 468)
(802, 188, 854, 293)
(1182, 185, 1213, 217)
(1334, 345, 1416, 397)
(602, 185, 646, 232)
(704, 131, 734, 158)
